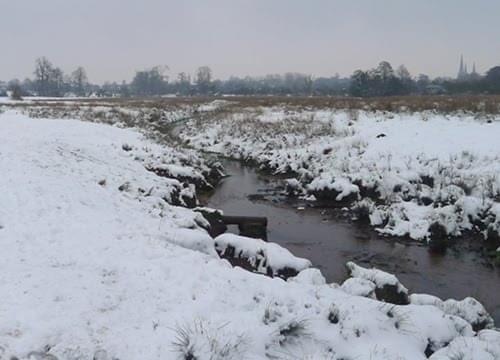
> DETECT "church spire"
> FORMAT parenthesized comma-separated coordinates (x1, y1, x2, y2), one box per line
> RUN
(458, 54, 465, 79)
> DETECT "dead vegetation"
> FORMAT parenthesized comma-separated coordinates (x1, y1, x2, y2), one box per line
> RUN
(3, 94, 500, 115)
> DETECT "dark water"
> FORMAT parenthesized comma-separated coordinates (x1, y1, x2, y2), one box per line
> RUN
(205, 159, 500, 324)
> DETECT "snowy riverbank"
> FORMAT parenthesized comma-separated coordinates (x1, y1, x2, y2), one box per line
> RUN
(1, 111, 499, 359)
(180, 107, 500, 251)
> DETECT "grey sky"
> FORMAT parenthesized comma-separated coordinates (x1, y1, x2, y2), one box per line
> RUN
(1, 0, 499, 83)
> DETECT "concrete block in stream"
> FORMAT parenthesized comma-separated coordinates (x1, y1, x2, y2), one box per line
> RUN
(221, 215, 268, 241)
(238, 223, 268, 241)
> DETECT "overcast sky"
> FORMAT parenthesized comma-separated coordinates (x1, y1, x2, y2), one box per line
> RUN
(1, 0, 499, 83)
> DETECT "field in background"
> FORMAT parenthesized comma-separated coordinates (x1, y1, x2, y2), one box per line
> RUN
(3, 94, 500, 114)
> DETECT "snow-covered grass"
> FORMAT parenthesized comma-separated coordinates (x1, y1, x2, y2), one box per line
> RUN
(179, 107, 500, 246)
(2, 110, 499, 359)
(0, 98, 233, 146)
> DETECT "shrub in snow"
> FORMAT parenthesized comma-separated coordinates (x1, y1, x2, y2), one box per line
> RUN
(284, 178, 303, 196)
(307, 177, 360, 205)
(351, 198, 375, 222)
(275, 320, 309, 346)
(215, 233, 311, 279)
(171, 319, 247, 360)
(346, 262, 409, 305)
(265, 319, 312, 358)
(263, 303, 283, 325)
(121, 143, 133, 152)
(327, 304, 341, 324)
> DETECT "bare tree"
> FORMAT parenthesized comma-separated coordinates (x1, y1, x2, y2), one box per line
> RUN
(71, 67, 88, 96)
(130, 66, 168, 96)
(7, 79, 23, 100)
(34, 57, 53, 96)
(50, 67, 65, 96)
(196, 66, 212, 94)
(396, 65, 411, 80)
(176, 72, 191, 95)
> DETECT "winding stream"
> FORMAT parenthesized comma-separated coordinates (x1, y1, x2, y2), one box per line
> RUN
(205, 159, 500, 323)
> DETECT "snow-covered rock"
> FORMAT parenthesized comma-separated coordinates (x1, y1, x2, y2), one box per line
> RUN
(214, 233, 311, 278)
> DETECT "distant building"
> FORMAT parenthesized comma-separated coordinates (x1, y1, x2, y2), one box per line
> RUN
(457, 55, 480, 80)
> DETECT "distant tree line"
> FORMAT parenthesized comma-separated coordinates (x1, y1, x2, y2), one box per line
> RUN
(1, 57, 500, 98)
(349, 61, 500, 97)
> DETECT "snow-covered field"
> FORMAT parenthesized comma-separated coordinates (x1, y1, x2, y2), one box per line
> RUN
(180, 107, 500, 248)
(1, 110, 499, 359)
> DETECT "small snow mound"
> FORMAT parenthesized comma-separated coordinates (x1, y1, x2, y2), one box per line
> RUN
(442, 297, 495, 332)
(346, 262, 409, 304)
(429, 331, 500, 359)
(411, 294, 495, 331)
(163, 228, 217, 257)
(288, 268, 326, 286)
(340, 277, 376, 298)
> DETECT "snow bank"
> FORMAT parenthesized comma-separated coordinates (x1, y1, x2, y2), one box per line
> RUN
(1, 111, 499, 359)
(215, 233, 311, 278)
(180, 107, 500, 246)
(410, 294, 495, 332)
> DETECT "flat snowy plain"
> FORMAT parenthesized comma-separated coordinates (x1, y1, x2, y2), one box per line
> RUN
(1, 109, 499, 359)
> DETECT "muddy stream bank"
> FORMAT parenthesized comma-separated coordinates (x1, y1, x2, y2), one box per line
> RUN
(203, 159, 500, 323)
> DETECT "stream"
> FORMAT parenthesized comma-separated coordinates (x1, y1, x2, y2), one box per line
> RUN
(204, 159, 500, 323)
